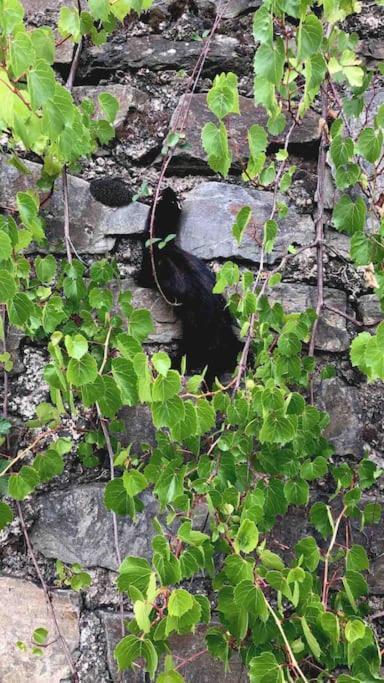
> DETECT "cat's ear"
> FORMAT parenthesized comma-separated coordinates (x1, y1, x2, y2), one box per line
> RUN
(89, 178, 132, 207)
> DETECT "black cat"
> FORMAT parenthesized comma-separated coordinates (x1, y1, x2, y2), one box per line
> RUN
(90, 179, 242, 384)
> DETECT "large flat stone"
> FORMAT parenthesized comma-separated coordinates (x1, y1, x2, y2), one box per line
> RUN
(269, 283, 350, 352)
(102, 615, 247, 682)
(0, 577, 79, 683)
(317, 378, 363, 455)
(81, 35, 240, 81)
(30, 484, 158, 571)
(0, 157, 148, 254)
(170, 94, 321, 170)
(179, 182, 315, 265)
(72, 84, 149, 130)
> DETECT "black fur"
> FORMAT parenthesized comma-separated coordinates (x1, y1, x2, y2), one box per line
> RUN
(90, 179, 242, 383)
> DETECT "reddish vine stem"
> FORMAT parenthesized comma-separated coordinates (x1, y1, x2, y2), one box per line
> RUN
(308, 91, 328, 404)
(322, 506, 347, 608)
(147, 0, 226, 306)
(174, 648, 209, 671)
(16, 502, 79, 681)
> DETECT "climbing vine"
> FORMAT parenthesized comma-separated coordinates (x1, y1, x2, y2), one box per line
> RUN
(0, 1, 384, 682)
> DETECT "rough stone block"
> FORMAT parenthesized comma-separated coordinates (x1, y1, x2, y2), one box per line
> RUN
(317, 378, 363, 455)
(170, 94, 321, 170)
(81, 35, 240, 81)
(179, 181, 315, 265)
(30, 485, 158, 571)
(72, 84, 149, 130)
(0, 577, 79, 683)
(0, 157, 148, 254)
(269, 283, 350, 352)
(358, 294, 384, 327)
(102, 616, 248, 682)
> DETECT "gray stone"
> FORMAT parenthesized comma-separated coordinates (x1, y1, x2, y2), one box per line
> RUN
(317, 378, 363, 455)
(118, 405, 156, 452)
(72, 84, 149, 130)
(102, 615, 247, 682)
(30, 484, 158, 571)
(360, 38, 384, 61)
(358, 294, 384, 327)
(270, 283, 350, 352)
(0, 157, 148, 254)
(82, 35, 240, 80)
(196, 0, 261, 17)
(369, 555, 384, 595)
(6, 325, 26, 375)
(0, 576, 79, 683)
(179, 182, 315, 265)
(170, 94, 321, 170)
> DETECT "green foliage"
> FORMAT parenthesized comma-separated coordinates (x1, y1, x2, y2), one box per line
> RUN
(0, 1, 383, 681)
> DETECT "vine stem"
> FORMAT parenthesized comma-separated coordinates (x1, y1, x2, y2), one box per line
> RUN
(174, 648, 208, 671)
(16, 502, 79, 681)
(96, 325, 124, 640)
(0, 430, 53, 478)
(147, 0, 226, 307)
(264, 599, 309, 683)
(322, 506, 347, 608)
(308, 89, 328, 404)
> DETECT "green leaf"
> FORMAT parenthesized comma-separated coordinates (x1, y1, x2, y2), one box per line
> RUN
(97, 376, 122, 418)
(128, 308, 154, 342)
(0, 230, 12, 261)
(35, 255, 56, 283)
(330, 136, 354, 167)
(152, 370, 181, 402)
(8, 465, 40, 500)
(33, 449, 64, 482)
(332, 196, 366, 234)
(0, 501, 13, 530)
(309, 502, 333, 539)
(8, 293, 33, 326)
(152, 351, 171, 376)
(301, 615, 321, 659)
(235, 519, 259, 554)
(111, 358, 139, 406)
(335, 163, 360, 190)
(249, 652, 282, 682)
(364, 502, 381, 524)
(284, 479, 309, 506)
(300, 456, 328, 481)
(232, 206, 252, 246)
(168, 589, 194, 617)
(88, 0, 110, 22)
(123, 470, 147, 497)
(65, 334, 88, 360)
(10, 30, 34, 78)
(295, 536, 320, 571)
(207, 72, 239, 119)
(0, 270, 17, 303)
(357, 127, 383, 163)
(104, 478, 135, 516)
(67, 353, 98, 387)
(254, 38, 285, 85)
(27, 60, 56, 111)
(118, 556, 152, 594)
(346, 545, 369, 572)
(253, 5, 273, 45)
(32, 627, 48, 645)
(58, 6, 81, 42)
(157, 671, 185, 683)
(345, 619, 365, 643)
(114, 635, 158, 678)
(320, 612, 340, 645)
(201, 121, 232, 177)
(234, 580, 268, 619)
(263, 219, 278, 254)
(298, 15, 323, 59)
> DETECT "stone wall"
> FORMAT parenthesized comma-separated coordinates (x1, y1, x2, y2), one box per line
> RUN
(1, 1, 384, 681)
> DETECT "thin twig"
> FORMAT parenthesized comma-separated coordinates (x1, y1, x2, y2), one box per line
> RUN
(308, 91, 328, 404)
(16, 502, 79, 681)
(264, 598, 309, 683)
(322, 506, 347, 608)
(0, 430, 53, 477)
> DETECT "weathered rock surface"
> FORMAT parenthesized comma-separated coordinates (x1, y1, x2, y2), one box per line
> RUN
(30, 485, 158, 571)
(81, 35, 240, 81)
(358, 294, 384, 327)
(0, 158, 148, 254)
(132, 285, 182, 342)
(170, 94, 321, 170)
(270, 283, 350, 352)
(179, 181, 315, 264)
(317, 378, 363, 455)
(102, 616, 247, 682)
(72, 84, 149, 130)
(0, 577, 79, 683)
(118, 405, 156, 452)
